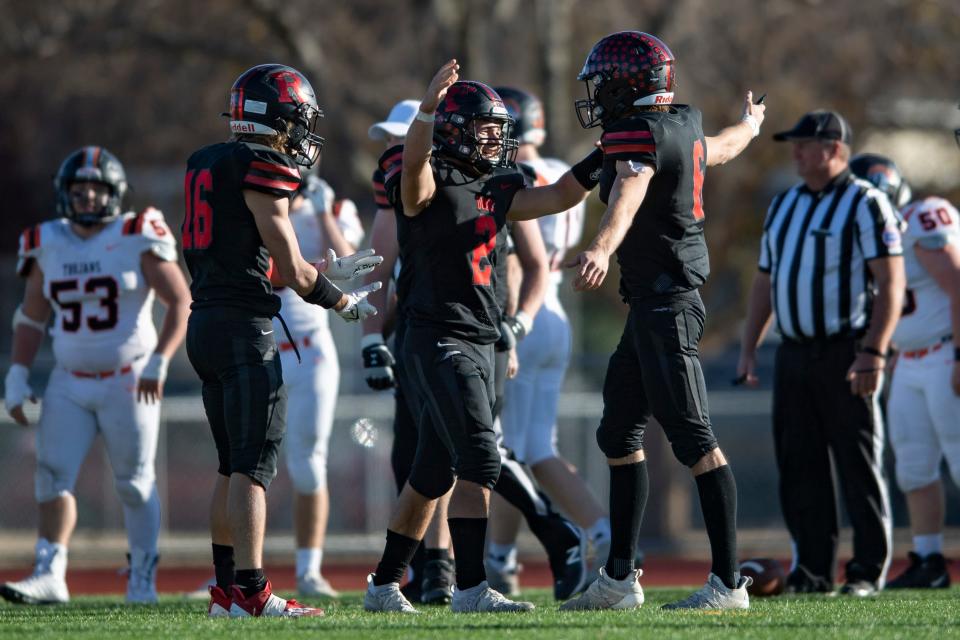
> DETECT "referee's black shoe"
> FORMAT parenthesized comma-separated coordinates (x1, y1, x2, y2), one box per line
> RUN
(784, 565, 834, 594)
(839, 561, 878, 597)
(886, 552, 951, 589)
(420, 558, 455, 604)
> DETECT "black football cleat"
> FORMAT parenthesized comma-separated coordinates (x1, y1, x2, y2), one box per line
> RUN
(420, 558, 455, 604)
(548, 524, 589, 600)
(886, 552, 950, 589)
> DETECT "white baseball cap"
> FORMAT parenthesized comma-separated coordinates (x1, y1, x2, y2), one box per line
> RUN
(368, 99, 421, 141)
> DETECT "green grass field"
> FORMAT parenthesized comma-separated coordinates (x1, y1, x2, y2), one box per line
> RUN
(1, 588, 958, 640)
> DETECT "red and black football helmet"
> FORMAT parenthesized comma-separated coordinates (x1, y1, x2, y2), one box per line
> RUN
(575, 31, 676, 129)
(494, 86, 546, 146)
(54, 146, 128, 226)
(850, 153, 912, 208)
(228, 64, 325, 167)
(434, 81, 519, 173)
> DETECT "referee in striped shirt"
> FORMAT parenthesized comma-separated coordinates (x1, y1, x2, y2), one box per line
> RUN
(737, 110, 906, 596)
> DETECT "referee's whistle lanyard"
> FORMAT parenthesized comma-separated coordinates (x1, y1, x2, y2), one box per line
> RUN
(273, 312, 301, 364)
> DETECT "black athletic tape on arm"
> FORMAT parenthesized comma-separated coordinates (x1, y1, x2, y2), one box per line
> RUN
(571, 148, 604, 190)
(301, 273, 342, 309)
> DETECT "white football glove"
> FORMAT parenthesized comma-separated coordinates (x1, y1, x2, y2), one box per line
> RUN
(321, 248, 384, 281)
(140, 353, 170, 384)
(336, 281, 382, 322)
(5, 364, 35, 421)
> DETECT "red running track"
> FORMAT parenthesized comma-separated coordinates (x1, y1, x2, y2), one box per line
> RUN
(2, 557, 953, 595)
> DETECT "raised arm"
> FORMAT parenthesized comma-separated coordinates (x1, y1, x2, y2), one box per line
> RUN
(704, 91, 766, 167)
(565, 160, 654, 291)
(401, 59, 460, 215)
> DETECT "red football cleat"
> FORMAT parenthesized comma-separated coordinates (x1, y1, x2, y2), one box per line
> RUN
(228, 581, 324, 618)
(207, 585, 232, 618)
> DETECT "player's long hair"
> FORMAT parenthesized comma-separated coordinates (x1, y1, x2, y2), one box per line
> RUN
(232, 120, 293, 155)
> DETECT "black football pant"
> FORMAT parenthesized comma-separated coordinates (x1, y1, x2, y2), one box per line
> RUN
(596, 290, 718, 466)
(186, 307, 286, 490)
(774, 338, 892, 586)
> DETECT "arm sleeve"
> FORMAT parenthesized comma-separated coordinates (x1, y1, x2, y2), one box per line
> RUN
(901, 197, 960, 250)
(372, 168, 390, 209)
(123, 207, 178, 262)
(16, 224, 42, 277)
(600, 117, 659, 171)
(856, 189, 904, 260)
(242, 147, 302, 198)
(377, 145, 404, 208)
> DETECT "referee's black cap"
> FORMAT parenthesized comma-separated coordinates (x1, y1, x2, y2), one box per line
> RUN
(773, 110, 852, 144)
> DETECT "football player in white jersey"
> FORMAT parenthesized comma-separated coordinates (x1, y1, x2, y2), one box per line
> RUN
(852, 154, 959, 589)
(486, 87, 611, 584)
(1, 146, 191, 605)
(273, 171, 365, 598)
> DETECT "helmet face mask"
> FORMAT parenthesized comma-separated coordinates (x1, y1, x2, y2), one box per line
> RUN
(434, 82, 519, 173)
(228, 64, 325, 167)
(575, 31, 676, 129)
(55, 146, 128, 226)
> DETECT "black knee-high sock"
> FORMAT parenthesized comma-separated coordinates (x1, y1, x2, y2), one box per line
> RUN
(447, 518, 487, 590)
(605, 461, 648, 580)
(212, 543, 234, 590)
(373, 529, 422, 586)
(696, 464, 738, 589)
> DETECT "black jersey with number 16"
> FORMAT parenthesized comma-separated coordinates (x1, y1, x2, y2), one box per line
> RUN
(599, 105, 708, 299)
(378, 145, 525, 344)
(183, 141, 302, 317)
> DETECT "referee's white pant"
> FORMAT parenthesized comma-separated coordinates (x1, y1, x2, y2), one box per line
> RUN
(773, 337, 892, 588)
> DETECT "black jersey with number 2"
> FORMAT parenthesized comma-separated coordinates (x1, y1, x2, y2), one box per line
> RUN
(379, 145, 525, 344)
(599, 105, 708, 299)
(183, 141, 302, 316)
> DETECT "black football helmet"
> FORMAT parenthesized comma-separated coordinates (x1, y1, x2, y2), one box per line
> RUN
(850, 153, 912, 208)
(494, 86, 546, 146)
(54, 146, 128, 226)
(228, 64, 324, 167)
(434, 81, 519, 173)
(575, 31, 676, 129)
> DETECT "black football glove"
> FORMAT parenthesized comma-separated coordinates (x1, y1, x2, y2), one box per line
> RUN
(362, 342, 396, 390)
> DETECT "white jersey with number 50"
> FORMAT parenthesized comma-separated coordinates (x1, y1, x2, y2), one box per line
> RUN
(16, 209, 178, 371)
(893, 196, 960, 350)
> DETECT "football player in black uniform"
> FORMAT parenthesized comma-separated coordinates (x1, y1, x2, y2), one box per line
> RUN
(558, 32, 766, 611)
(363, 60, 604, 613)
(184, 64, 382, 618)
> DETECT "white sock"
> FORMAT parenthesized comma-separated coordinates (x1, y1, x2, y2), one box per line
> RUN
(486, 543, 517, 569)
(913, 534, 943, 558)
(587, 517, 611, 543)
(296, 547, 323, 577)
(122, 487, 160, 555)
(37, 538, 68, 580)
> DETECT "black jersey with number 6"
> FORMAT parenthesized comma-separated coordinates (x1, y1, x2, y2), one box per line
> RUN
(379, 145, 525, 344)
(599, 106, 708, 299)
(183, 141, 302, 316)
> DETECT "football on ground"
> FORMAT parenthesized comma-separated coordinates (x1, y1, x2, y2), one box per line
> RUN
(739, 558, 786, 596)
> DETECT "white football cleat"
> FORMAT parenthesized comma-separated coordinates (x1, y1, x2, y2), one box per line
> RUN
(560, 567, 644, 611)
(0, 540, 69, 605)
(450, 581, 535, 613)
(297, 572, 339, 598)
(363, 574, 419, 613)
(662, 573, 751, 610)
(125, 549, 159, 604)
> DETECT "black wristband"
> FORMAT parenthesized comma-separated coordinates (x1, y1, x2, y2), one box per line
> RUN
(571, 148, 604, 190)
(858, 345, 886, 358)
(301, 273, 342, 309)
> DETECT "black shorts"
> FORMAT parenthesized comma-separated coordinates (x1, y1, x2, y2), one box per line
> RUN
(186, 307, 287, 489)
(403, 327, 501, 489)
(596, 290, 718, 466)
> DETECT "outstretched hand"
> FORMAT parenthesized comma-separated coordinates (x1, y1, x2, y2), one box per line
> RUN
(421, 59, 460, 114)
(564, 248, 610, 291)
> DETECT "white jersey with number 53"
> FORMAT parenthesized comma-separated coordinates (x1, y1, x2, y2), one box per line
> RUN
(16, 208, 178, 371)
(893, 197, 960, 350)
